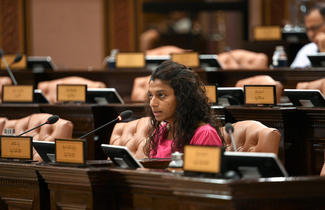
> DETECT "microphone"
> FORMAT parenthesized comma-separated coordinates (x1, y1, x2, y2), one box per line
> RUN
(0, 49, 18, 85)
(225, 123, 237, 152)
(9, 53, 23, 67)
(79, 110, 133, 139)
(17, 115, 59, 136)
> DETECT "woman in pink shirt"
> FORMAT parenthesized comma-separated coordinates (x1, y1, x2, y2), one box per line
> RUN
(144, 60, 223, 158)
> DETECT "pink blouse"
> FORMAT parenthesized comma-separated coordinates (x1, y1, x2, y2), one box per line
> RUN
(150, 124, 222, 158)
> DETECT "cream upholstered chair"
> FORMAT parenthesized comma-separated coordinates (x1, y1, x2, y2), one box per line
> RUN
(0, 113, 73, 162)
(235, 75, 284, 104)
(146, 45, 186, 55)
(131, 75, 151, 102)
(109, 117, 151, 159)
(109, 117, 280, 159)
(220, 120, 281, 155)
(296, 78, 325, 95)
(37, 76, 106, 103)
(218, 49, 268, 69)
(0, 76, 12, 103)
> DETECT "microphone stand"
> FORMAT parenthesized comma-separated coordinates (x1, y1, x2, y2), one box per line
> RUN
(79, 117, 119, 139)
(0, 55, 17, 85)
(17, 122, 48, 136)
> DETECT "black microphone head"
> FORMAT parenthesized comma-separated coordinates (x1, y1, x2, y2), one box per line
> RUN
(119, 110, 133, 121)
(0, 49, 3, 57)
(225, 123, 234, 133)
(47, 115, 59, 124)
(13, 53, 23, 63)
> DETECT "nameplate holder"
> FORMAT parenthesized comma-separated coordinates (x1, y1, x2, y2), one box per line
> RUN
(244, 85, 276, 106)
(171, 52, 199, 68)
(183, 145, 222, 176)
(254, 26, 281, 41)
(55, 138, 86, 164)
(0, 135, 32, 160)
(116, 52, 145, 68)
(2, 85, 34, 103)
(57, 84, 87, 103)
(204, 85, 217, 104)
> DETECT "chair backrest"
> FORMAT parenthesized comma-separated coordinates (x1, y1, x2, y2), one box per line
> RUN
(296, 78, 325, 95)
(235, 75, 283, 103)
(131, 75, 151, 102)
(0, 76, 12, 103)
(146, 45, 186, 55)
(110, 117, 151, 159)
(220, 120, 280, 155)
(218, 49, 268, 69)
(37, 76, 107, 103)
(0, 113, 74, 162)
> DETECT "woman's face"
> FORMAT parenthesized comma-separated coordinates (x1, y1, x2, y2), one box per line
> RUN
(148, 79, 177, 123)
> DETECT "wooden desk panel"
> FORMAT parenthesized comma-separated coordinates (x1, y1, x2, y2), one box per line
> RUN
(37, 164, 325, 210)
(0, 104, 40, 119)
(0, 162, 49, 210)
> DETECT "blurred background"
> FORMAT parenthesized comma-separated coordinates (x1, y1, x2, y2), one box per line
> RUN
(0, 0, 323, 70)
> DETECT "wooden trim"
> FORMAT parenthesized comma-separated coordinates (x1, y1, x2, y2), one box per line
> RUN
(0, 0, 25, 53)
(24, 0, 32, 56)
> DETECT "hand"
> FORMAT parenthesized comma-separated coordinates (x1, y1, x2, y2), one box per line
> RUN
(315, 32, 325, 52)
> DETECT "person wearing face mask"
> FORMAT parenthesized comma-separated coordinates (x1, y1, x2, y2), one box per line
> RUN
(291, 5, 325, 68)
(143, 60, 223, 158)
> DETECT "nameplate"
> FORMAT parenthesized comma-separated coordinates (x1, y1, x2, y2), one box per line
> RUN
(183, 145, 222, 174)
(2, 85, 34, 103)
(204, 85, 217, 103)
(0, 136, 32, 159)
(254, 26, 281, 41)
(57, 84, 87, 103)
(244, 85, 276, 105)
(55, 138, 86, 164)
(171, 52, 199, 67)
(116, 52, 145, 68)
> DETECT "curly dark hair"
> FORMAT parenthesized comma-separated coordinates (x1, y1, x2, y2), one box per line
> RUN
(143, 60, 223, 157)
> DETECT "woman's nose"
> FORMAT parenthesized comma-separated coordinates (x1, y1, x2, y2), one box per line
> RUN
(150, 96, 158, 107)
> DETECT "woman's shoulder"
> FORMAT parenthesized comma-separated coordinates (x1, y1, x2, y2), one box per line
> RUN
(191, 123, 222, 146)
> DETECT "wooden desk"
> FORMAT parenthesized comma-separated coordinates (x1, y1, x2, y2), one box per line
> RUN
(36, 164, 325, 210)
(0, 161, 49, 210)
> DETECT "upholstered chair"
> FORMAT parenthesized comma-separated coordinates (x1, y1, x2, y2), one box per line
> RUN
(218, 49, 268, 69)
(0, 113, 73, 162)
(235, 75, 284, 104)
(131, 75, 151, 102)
(0, 76, 12, 103)
(296, 78, 325, 95)
(220, 120, 281, 155)
(110, 117, 151, 159)
(37, 76, 106, 103)
(146, 45, 186, 55)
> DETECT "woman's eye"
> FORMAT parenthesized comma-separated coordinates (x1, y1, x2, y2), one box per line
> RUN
(158, 93, 165, 98)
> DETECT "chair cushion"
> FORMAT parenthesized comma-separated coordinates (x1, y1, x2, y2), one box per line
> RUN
(218, 49, 268, 69)
(296, 78, 325, 95)
(110, 117, 151, 159)
(131, 75, 151, 102)
(221, 120, 280, 155)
